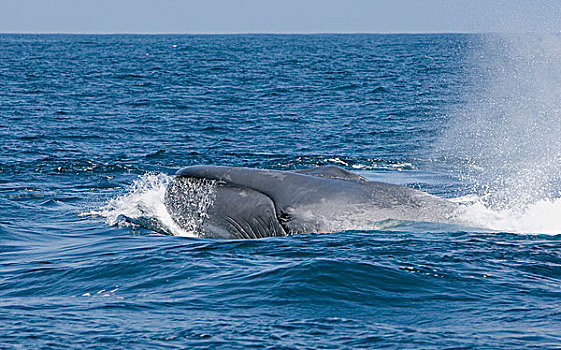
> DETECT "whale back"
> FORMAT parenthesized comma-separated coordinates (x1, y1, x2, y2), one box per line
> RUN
(293, 165, 367, 182)
(175, 165, 365, 213)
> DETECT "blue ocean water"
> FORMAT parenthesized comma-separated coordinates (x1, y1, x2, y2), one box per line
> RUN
(1, 34, 561, 348)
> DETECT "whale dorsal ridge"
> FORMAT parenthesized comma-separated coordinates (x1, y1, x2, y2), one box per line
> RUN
(293, 165, 367, 182)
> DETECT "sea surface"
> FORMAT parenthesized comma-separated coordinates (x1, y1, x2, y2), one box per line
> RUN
(1, 34, 561, 349)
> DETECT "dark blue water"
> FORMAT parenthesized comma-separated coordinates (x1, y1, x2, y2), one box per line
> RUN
(1, 34, 561, 349)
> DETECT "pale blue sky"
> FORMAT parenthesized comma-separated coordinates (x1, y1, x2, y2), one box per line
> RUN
(1, 0, 560, 34)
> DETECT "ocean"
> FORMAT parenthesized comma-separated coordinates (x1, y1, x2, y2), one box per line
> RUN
(1, 33, 561, 349)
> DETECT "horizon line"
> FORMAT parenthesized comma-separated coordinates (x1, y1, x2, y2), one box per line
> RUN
(0, 31, 480, 35)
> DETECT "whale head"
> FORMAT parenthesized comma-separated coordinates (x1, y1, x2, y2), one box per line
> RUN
(164, 167, 289, 239)
(163, 165, 354, 239)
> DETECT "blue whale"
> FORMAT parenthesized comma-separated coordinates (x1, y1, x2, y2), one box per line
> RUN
(164, 165, 458, 239)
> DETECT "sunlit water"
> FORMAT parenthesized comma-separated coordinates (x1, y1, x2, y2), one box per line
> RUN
(1, 34, 561, 349)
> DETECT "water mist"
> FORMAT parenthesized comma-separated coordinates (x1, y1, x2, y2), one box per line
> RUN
(439, 32, 561, 233)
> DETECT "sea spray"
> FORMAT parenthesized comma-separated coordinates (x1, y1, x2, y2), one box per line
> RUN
(163, 176, 217, 236)
(87, 173, 216, 237)
(439, 33, 561, 233)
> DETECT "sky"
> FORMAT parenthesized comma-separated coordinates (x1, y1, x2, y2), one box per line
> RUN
(1, 0, 561, 34)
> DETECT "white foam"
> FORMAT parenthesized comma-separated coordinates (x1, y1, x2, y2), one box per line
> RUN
(454, 195, 561, 235)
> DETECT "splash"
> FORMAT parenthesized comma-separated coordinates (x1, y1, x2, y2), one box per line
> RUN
(451, 196, 561, 235)
(87, 173, 215, 237)
(164, 176, 217, 235)
(439, 32, 561, 234)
